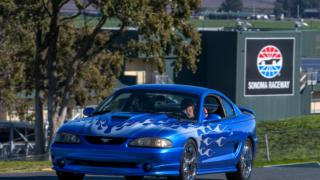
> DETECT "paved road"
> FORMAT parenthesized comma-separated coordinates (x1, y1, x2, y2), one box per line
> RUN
(0, 164, 319, 180)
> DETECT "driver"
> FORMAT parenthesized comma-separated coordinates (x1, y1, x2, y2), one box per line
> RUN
(203, 107, 208, 118)
(181, 98, 195, 119)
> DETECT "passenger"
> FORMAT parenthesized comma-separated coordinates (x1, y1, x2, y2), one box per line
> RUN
(181, 99, 195, 119)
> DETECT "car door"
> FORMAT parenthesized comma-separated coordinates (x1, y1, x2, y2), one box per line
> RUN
(219, 97, 253, 166)
(218, 96, 241, 164)
(199, 95, 238, 169)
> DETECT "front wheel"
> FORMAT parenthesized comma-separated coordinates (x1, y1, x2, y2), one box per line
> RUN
(226, 139, 253, 180)
(56, 171, 85, 180)
(168, 139, 198, 180)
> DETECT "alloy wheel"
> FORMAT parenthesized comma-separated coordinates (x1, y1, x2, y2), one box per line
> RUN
(240, 141, 253, 179)
(182, 142, 197, 180)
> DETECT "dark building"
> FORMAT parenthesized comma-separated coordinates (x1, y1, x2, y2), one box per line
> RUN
(174, 30, 319, 121)
(303, 9, 320, 18)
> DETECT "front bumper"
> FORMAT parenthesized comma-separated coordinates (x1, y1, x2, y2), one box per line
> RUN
(51, 143, 184, 176)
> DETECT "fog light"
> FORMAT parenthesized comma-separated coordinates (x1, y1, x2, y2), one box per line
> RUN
(57, 159, 65, 168)
(143, 163, 152, 172)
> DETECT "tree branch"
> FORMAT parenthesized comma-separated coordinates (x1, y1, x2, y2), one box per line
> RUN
(41, 0, 52, 17)
(57, 14, 108, 118)
(61, 1, 93, 21)
(85, 23, 127, 60)
(74, 15, 107, 60)
(59, 0, 70, 9)
(61, 11, 81, 21)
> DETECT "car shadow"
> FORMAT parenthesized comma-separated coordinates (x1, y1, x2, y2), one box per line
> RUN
(0, 176, 225, 180)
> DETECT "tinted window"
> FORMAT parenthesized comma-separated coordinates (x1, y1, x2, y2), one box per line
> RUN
(96, 93, 131, 113)
(221, 98, 235, 117)
(204, 96, 225, 117)
(94, 91, 199, 120)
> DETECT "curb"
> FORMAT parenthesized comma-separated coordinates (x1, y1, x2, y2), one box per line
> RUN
(263, 161, 320, 168)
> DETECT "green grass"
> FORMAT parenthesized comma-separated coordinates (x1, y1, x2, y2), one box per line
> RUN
(74, 16, 121, 28)
(255, 158, 320, 167)
(73, 16, 320, 30)
(0, 161, 51, 174)
(254, 115, 320, 166)
(191, 19, 320, 30)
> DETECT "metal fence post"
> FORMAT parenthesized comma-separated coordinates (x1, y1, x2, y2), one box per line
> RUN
(0, 143, 3, 159)
(25, 127, 28, 156)
(9, 124, 14, 155)
(265, 134, 271, 161)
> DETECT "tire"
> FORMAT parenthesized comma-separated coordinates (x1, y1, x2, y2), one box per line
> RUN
(168, 139, 198, 180)
(226, 139, 253, 180)
(124, 176, 144, 180)
(56, 171, 85, 180)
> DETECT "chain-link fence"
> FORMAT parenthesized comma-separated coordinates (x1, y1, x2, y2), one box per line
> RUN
(0, 143, 39, 161)
(256, 129, 320, 163)
(0, 150, 49, 161)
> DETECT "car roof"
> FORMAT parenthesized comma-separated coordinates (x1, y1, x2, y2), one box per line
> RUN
(120, 84, 222, 96)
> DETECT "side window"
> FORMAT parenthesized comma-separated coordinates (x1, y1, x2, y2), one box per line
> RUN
(221, 98, 235, 117)
(204, 96, 225, 118)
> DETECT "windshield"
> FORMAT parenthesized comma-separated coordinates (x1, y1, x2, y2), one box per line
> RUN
(93, 90, 199, 120)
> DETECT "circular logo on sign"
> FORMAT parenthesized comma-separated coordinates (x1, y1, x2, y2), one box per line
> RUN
(257, 45, 283, 79)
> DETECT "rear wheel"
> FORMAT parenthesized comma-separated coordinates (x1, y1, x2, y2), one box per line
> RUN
(226, 139, 253, 180)
(168, 139, 198, 180)
(124, 176, 144, 180)
(56, 171, 85, 180)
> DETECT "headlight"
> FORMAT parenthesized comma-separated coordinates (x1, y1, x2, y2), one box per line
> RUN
(129, 137, 172, 148)
(54, 132, 81, 144)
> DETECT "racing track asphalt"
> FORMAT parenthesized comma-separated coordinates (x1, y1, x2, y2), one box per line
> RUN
(0, 163, 319, 180)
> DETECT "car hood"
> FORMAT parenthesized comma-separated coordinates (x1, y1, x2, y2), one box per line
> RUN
(58, 112, 196, 138)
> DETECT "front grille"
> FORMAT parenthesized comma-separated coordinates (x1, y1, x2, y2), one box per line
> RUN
(70, 159, 137, 168)
(84, 136, 127, 145)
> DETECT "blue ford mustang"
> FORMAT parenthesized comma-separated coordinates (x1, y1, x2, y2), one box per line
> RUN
(51, 84, 257, 180)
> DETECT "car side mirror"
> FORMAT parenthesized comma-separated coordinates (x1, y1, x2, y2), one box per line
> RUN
(83, 107, 95, 116)
(204, 113, 222, 123)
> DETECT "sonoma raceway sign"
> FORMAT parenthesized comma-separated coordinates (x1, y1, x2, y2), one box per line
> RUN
(244, 38, 295, 96)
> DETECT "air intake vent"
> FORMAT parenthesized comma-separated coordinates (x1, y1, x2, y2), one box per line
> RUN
(69, 158, 137, 168)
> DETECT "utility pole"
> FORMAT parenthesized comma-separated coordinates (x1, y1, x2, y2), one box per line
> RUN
(297, 0, 302, 18)
(297, 4, 300, 18)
